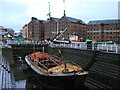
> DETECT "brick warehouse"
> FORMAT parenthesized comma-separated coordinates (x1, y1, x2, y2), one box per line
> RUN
(44, 16, 86, 41)
(87, 19, 120, 43)
(28, 17, 45, 40)
(22, 24, 28, 38)
(57, 16, 86, 41)
(23, 17, 120, 43)
(44, 17, 59, 40)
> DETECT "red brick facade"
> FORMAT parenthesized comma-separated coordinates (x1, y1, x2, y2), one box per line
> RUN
(57, 16, 86, 41)
(44, 17, 59, 40)
(26, 17, 120, 43)
(87, 20, 120, 43)
(22, 24, 28, 38)
(28, 17, 44, 40)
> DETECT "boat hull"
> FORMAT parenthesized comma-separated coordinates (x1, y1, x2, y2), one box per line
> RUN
(36, 73, 87, 89)
(25, 56, 87, 89)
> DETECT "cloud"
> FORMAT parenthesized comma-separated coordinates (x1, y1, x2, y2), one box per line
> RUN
(0, 1, 29, 30)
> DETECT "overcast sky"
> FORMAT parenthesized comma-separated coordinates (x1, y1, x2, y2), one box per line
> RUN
(0, 0, 119, 32)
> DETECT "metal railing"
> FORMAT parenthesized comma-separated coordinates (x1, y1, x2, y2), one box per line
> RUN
(50, 43, 120, 53)
(96, 44, 120, 53)
(50, 42, 87, 50)
(7, 41, 47, 45)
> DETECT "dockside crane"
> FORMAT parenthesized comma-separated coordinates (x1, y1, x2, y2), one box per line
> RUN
(47, 2, 51, 19)
(53, 28, 67, 41)
(63, 0, 66, 16)
(53, 0, 67, 41)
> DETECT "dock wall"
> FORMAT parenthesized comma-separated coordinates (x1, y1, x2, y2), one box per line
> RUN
(0, 48, 16, 89)
(10, 44, 48, 59)
(48, 47, 120, 89)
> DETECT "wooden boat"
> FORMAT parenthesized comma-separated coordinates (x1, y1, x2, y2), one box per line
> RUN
(25, 52, 88, 89)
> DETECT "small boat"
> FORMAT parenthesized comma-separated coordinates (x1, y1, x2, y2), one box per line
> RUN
(25, 52, 88, 89)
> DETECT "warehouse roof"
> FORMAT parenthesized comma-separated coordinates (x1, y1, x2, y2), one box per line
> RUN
(66, 17, 86, 24)
(5, 28, 14, 31)
(0, 26, 4, 29)
(31, 17, 46, 23)
(0, 26, 14, 31)
(88, 19, 120, 25)
(0, 32, 10, 36)
(52, 17, 59, 21)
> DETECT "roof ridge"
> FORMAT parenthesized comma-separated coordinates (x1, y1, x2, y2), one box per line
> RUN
(89, 19, 120, 22)
(88, 19, 120, 25)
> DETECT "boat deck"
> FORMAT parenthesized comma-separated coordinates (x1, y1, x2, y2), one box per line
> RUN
(26, 52, 87, 75)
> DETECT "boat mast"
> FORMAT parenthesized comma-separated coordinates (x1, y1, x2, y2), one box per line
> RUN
(63, 0, 66, 16)
(47, 2, 51, 19)
(47, 2, 52, 40)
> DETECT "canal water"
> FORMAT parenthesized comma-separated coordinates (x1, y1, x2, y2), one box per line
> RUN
(1, 48, 89, 90)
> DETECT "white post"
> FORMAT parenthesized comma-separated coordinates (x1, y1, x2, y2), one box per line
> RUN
(105, 43, 106, 46)
(97, 44, 99, 50)
(92, 44, 94, 50)
(111, 45, 112, 51)
(114, 42, 116, 46)
(42, 46, 44, 52)
(71, 43, 72, 48)
(102, 44, 103, 50)
(80, 44, 81, 49)
(86, 44, 87, 49)
(115, 46, 118, 53)
(64, 43, 65, 47)
(107, 47, 109, 52)
(75, 43, 76, 48)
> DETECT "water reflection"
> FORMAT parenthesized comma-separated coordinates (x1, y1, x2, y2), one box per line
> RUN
(16, 80, 26, 88)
